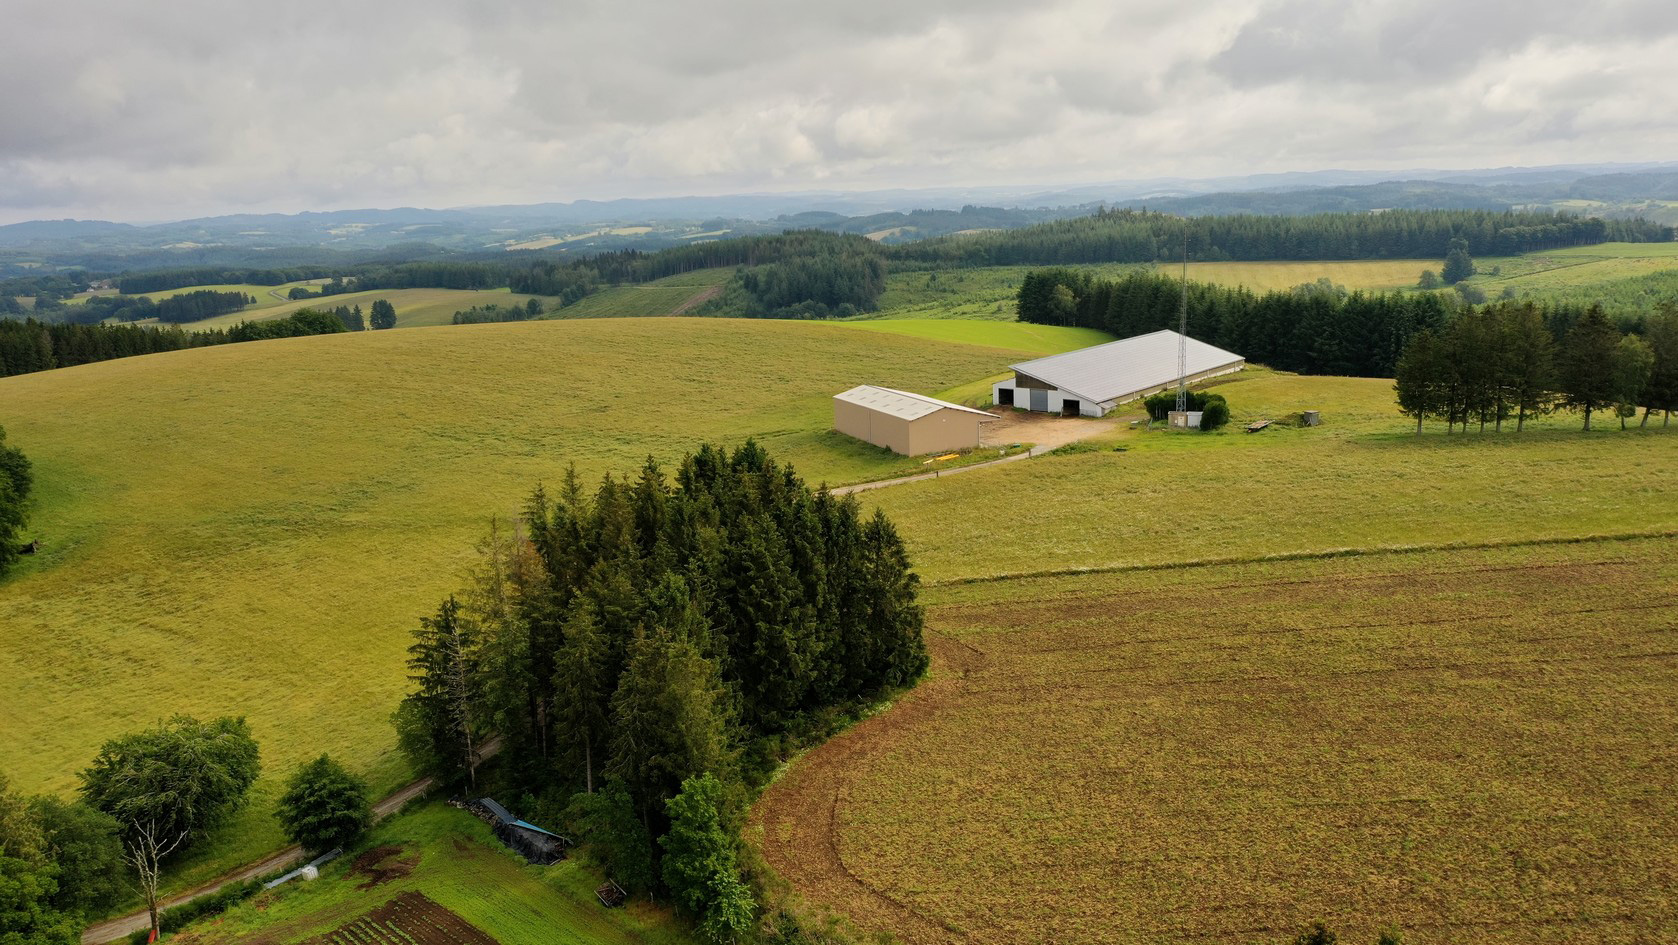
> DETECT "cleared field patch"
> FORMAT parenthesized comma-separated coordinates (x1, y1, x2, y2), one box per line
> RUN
(835, 318, 1113, 355)
(754, 538, 1678, 944)
(171, 286, 552, 329)
(557, 269, 733, 317)
(0, 318, 1021, 890)
(174, 805, 687, 945)
(1184, 259, 1436, 292)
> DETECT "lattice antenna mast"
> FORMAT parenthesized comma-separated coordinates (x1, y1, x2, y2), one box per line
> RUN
(1175, 225, 1189, 413)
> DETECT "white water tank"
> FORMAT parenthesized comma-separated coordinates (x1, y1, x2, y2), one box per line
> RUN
(300, 865, 319, 881)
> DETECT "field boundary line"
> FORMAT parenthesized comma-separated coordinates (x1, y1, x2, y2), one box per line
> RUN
(926, 528, 1678, 587)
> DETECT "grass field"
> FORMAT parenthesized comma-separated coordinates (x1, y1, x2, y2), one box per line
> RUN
(173, 805, 689, 945)
(174, 286, 553, 329)
(754, 536, 1678, 944)
(556, 268, 733, 318)
(0, 318, 1025, 892)
(835, 318, 1112, 355)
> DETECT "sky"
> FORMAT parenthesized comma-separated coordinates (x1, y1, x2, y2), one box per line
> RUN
(3, 0, 1677, 224)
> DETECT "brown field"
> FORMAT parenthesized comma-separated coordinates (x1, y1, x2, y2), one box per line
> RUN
(302, 892, 497, 945)
(753, 537, 1678, 944)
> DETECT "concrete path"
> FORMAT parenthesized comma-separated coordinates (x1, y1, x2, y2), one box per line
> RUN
(81, 739, 501, 944)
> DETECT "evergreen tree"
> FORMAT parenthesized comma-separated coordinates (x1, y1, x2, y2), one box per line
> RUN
(606, 629, 731, 843)
(1496, 303, 1557, 431)
(553, 606, 610, 794)
(1638, 304, 1678, 426)
(1393, 329, 1445, 434)
(396, 597, 486, 787)
(1558, 307, 1622, 430)
(1613, 334, 1655, 430)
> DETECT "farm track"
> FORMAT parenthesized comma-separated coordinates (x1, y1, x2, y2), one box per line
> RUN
(669, 285, 724, 314)
(79, 740, 500, 945)
(750, 540, 1678, 944)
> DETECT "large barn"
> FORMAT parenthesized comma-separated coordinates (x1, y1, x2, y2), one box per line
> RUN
(833, 385, 998, 456)
(992, 330, 1244, 417)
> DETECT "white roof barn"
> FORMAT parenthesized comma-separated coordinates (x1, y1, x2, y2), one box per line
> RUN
(993, 330, 1244, 418)
(833, 385, 997, 456)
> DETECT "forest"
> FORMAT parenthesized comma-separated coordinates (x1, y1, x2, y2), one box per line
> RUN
(1394, 301, 1678, 432)
(891, 208, 1672, 269)
(1016, 267, 1453, 377)
(395, 443, 928, 940)
(0, 311, 346, 378)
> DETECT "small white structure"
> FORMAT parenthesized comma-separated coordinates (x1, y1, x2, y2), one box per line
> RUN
(993, 330, 1244, 417)
(1168, 410, 1204, 429)
(833, 385, 998, 456)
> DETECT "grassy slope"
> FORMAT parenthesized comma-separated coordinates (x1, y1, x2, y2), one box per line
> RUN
(865, 368, 1678, 584)
(0, 318, 1022, 889)
(175, 287, 552, 329)
(174, 805, 689, 945)
(833, 319, 1112, 355)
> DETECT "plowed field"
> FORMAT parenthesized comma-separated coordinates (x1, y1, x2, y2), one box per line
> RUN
(753, 537, 1678, 944)
(303, 892, 497, 945)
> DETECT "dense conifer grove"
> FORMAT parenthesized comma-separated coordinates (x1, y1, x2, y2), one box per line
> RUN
(0, 311, 346, 378)
(1016, 267, 1453, 377)
(395, 443, 928, 931)
(1394, 301, 1678, 432)
(892, 208, 1672, 268)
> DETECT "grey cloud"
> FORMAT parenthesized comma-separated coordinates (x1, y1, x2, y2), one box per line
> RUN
(1, 0, 1676, 222)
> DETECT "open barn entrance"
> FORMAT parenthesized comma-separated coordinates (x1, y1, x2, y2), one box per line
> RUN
(997, 387, 1014, 407)
(1061, 400, 1081, 417)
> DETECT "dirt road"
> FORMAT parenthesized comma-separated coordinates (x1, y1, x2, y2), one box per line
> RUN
(833, 411, 1120, 497)
(81, 740, 499, 944)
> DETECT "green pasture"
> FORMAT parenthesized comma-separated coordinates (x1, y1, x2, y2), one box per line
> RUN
(866, 368, 1678, 584)
(171, 287, 551, 329)
(555, 268, 733, 318)
(0, 318, 1023, 891)
(835, 318, 1112, 355)
(174, 804, 689, 945)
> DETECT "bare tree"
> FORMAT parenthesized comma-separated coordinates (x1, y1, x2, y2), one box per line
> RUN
(123, 819, 188, 941)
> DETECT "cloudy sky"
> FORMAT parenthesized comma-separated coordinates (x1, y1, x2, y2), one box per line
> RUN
(3, 0, 1676, 223)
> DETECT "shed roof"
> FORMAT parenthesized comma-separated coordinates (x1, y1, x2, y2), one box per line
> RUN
(511, 819, 565, 840)
(475, 798, 514, 824)
(1010, 330, 1244, 404)
(834, 385, 998, 421)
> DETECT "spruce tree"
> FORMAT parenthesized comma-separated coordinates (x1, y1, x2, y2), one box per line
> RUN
(1393, 330, 1444, 434)
(1558, 307, 1622, 431)
(1641, 304, 1678, 426)
(553, 606, 609, 793)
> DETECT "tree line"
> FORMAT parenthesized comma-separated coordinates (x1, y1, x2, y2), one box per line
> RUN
(152, 290, 255, 324)
(1016, 267, 1452, 377)
(890, 208, 1672, 269)
(0, 311, 347, 378)
(1395, 301, 1678, 432)
(451, 300, 546, 325)
(0, 425, 31, 577)
(396, 442, 928, 941)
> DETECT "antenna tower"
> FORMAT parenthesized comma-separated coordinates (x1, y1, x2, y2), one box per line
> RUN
(1175, 227, 1189, 413)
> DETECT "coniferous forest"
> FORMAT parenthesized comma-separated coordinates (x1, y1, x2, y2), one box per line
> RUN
(394, 443, 927, 933)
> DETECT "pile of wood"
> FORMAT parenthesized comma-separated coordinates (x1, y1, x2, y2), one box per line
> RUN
(595, 880, 627, 908)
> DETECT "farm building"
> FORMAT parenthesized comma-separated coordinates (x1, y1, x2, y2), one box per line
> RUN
(468, 798, 569, 865)
(833, 385, 998, 456)
(992, 330, 1244, 417)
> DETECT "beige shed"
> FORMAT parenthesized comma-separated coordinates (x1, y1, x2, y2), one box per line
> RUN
(833, 385, 998, 456)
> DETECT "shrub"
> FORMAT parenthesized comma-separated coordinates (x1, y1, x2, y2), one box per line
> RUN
(275, 754, 371, 855)
(1199, 397, 1230, 431)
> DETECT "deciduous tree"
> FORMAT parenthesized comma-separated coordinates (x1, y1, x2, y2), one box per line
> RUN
(275, 755, 371, 854)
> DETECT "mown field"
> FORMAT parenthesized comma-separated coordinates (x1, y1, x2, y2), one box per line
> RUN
(173, 805, 688, 945)
(554, 268, 733, 318)
(755, 537, 1678, 944)
(0, 318, 1026, 892)
(177, 286, 552, 329)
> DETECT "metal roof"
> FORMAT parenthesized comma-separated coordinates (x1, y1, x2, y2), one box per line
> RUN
(834, 385, 999, 421)
(511, 819, 565, 840)
(1009, 330, 1244, 405)
(475, 798, 515, 824)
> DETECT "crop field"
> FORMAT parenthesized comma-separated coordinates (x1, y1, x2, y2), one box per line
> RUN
(175, 805, 687, 945)
(754, 536, 1678, 944)
(835, 318, 1113, 355)
(0, 318, 1023, 890)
